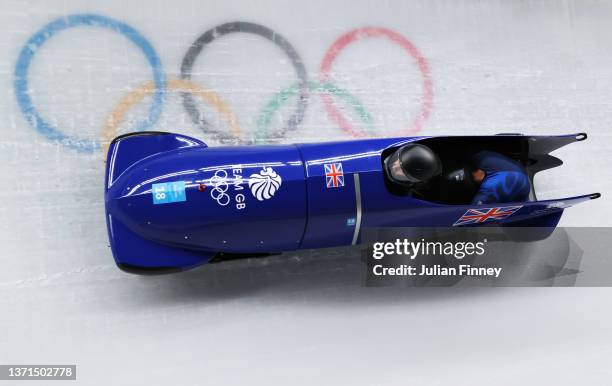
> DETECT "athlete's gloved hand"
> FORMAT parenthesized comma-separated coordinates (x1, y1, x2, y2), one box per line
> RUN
(446, 168, 467, 183)
(444, 167, 477, 199)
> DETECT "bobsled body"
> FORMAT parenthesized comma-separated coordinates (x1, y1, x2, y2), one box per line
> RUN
(105, 132, 599, 274)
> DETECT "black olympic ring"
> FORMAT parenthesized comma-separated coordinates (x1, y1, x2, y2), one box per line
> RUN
(180, 21, 309, 142)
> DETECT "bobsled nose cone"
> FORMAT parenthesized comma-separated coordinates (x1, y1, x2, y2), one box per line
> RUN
(103, 131, 216, 274)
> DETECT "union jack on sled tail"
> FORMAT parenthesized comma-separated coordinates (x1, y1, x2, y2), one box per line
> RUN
(452, 206, 523, 226)
(104, 131, 600, 274)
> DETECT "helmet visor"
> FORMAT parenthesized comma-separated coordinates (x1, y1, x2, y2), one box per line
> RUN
(385, 149, 421, 184)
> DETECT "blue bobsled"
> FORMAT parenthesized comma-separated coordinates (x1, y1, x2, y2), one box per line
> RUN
(104, 131, 599, 274)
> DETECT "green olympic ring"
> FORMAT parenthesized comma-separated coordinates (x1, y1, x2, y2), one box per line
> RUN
(256, 81, 376, 144)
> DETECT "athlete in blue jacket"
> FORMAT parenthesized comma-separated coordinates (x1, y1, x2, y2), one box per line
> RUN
(469, 151, 530, 205)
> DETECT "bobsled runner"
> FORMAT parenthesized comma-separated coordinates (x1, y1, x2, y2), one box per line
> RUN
(104, 131, 600, 274)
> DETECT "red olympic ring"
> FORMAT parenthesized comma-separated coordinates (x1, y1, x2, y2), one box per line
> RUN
(319, 27, 433, 137)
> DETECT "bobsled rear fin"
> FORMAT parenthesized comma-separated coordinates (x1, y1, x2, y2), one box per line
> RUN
(106, 213, 215, 274)
(105, 132, 206, 190)
(525, 132, 589, 200)
(528, 192, 601, 209)
(527, 132, 587, 156)
(502, 192, 599, 230)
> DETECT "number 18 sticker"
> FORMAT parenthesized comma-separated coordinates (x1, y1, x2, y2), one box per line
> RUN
(152, 181, 187, 205)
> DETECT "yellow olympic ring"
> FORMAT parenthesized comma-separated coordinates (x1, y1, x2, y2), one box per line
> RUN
(102, 79, 242, 154)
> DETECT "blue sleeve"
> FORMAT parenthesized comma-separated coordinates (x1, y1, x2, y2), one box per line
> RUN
(472, 172, 531, 205)
(472, 183, 498, 205)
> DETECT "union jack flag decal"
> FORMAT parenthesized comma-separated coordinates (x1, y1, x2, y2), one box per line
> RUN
(324, 163, 344, 188)
(452, 205, 523, 226)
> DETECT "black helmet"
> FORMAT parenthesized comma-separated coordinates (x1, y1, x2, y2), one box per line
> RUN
(385, 143, 442, 185)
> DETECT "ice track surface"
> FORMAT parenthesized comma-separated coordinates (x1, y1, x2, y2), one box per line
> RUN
(1, 0, 611, 385)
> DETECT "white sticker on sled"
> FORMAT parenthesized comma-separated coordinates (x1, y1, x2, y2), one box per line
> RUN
(249, 167, 282, 201)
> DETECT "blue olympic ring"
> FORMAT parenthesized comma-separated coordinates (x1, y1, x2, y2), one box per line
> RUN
(14, 14, 166, 152)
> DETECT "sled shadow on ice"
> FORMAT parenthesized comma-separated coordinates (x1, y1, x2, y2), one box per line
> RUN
(128, 227, 606, 305)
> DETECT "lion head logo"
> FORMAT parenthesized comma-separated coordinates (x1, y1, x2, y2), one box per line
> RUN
(248, 167, 282, 201)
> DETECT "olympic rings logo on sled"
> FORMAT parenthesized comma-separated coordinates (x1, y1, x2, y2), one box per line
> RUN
(210, 169, 231, 206)
(14, 14, 433, 152)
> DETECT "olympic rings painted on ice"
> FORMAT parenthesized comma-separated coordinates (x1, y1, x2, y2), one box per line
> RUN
(256, 81, 375, 143)
(14, 13, 166, 152)
(15, 15, 434, 151)
(180, 21, 309, 139)
(102, 79, 242, 153)
(319, 27, 433, 137)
